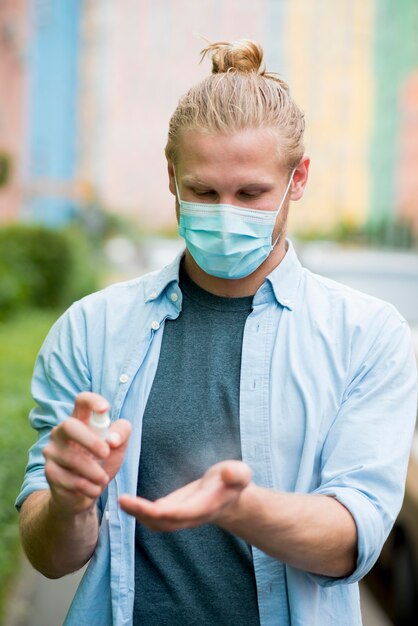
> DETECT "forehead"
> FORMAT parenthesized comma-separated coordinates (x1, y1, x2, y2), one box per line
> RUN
(176, 127, 286, 182)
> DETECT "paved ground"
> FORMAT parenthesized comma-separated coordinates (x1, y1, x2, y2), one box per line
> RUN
(4, 554, 393, 626)
(360, 584, 394, 626)
(4, 557, 84, 626)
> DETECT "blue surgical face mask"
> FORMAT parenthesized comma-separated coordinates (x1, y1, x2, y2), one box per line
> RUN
(174, 170, 295, 279)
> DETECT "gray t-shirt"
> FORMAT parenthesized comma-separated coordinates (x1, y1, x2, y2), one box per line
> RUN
(133, 265, 261, 625)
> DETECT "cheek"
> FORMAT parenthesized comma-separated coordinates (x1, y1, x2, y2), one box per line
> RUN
(256, 190, 284, 212)
(264, 198, 280, 211)
(270, 201, 289, 235)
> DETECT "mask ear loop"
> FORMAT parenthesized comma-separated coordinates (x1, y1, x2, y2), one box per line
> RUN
(272, 168, 296, 248)
(173, 170, 182, 203)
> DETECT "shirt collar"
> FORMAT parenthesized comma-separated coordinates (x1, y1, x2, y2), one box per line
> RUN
(144, 249, 185, 304)
(144, 239, 302, 311)
(263, 239, 303, 310)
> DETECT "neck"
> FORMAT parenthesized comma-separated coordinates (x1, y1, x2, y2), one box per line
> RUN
(183, 238, 288, 297)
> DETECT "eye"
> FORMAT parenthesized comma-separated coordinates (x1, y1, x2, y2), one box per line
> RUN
(192, 189, 215, 197)
(240, 190, 262, 199)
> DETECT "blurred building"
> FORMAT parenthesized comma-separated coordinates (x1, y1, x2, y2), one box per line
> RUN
(398, 69, 418, 236)
(1, 0, 418, 237)
(24, 0, 81, 226)
(371, 0, 418, 236)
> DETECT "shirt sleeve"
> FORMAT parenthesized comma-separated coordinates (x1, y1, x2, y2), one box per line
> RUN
(310, 307, 417, 587)
(15, 302, 92, 510)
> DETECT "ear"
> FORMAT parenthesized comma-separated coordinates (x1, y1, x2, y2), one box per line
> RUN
(290, 156, 310, 202)
(166, 157, 176, 196)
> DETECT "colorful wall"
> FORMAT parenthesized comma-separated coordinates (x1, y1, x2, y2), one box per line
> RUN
(371, 0, 418, 232)
(285, 0, 376, 234)
(1, 0, 418, 235)
(0, 0, 27, 225)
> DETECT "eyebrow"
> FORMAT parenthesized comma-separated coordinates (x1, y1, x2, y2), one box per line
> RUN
(182, 176, 209, 186)
(182, 176, 274, 189)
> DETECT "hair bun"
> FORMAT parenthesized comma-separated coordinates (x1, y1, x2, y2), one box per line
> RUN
(201, 39, 264, 75)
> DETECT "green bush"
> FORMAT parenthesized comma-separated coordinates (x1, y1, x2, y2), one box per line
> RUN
(0, 153, 12, 188)
(58, 225, 103, 304)
(0, 309, 60, 621)
(0, 224, 100, 319)
(295, 215, 418, 250)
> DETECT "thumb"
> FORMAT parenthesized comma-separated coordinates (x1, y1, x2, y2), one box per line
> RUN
(72, 392, 109, 423)
(220, 461, 252, 489)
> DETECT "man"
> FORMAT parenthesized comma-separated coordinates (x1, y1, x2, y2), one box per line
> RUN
(17, 40, 417, 625)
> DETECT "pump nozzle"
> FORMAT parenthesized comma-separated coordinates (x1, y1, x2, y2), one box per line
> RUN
(89, 410, 111, 440)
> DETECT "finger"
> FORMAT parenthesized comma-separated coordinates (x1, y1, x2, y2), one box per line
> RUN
(44, 445, 109, 486)
(118, 480, 201, 521)
(72, 392, 109, 423)
(139, 516, 203, 532)
(119, 492, 219, 524)
(45, 459, 103, 499)
(118, 496, 206, 531)
(118, 495, 156, 516)
(118, 496, 180, 524)
(106, 419, 132, 448)
(51, 417, 110, 460)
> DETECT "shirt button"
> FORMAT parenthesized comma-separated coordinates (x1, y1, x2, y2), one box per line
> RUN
(149, 291, 157, 299)
(105, 510, 110, 521)
(119, 374, 129, 383)
(170, 292, 178, 302)
(151, 320, 160, 330)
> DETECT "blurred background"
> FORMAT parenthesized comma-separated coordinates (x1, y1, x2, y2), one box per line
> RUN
(0, 1, 417, 625)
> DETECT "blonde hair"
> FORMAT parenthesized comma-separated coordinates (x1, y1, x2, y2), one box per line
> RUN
(165, 39, 305, 171)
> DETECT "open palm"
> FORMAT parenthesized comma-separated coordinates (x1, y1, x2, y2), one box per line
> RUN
(118, 460, 252, 531)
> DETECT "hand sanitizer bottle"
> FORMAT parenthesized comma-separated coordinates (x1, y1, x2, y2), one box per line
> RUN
(89, 410, 111, 440)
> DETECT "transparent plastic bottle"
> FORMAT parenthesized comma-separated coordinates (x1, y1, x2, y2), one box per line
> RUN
(89, 410, 111, 440)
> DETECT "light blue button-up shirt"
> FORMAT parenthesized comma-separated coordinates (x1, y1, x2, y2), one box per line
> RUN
(17, 241, 417, 626)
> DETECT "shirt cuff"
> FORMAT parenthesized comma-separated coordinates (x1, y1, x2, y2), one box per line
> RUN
(308, 486, 385, 587)
(15, 470, 49, 511)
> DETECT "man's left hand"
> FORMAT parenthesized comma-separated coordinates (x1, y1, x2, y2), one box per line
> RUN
(118, 460, 251, 531)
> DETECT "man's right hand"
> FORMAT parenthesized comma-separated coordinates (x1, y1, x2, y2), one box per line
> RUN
(42, 392, 131, 516)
